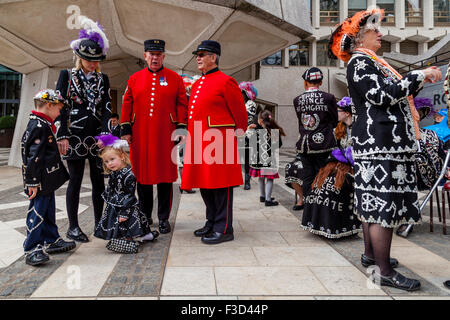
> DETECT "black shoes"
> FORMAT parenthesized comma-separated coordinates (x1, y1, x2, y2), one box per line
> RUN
(444, 280, 450, 289)
(260, 196, 275, 203)
(25, 250, 50, 266)
(373, 271, 421, 291)
(361, 254, 399, 268)
(293, 204, 304, 211)
(201, 232, 234, 245)
(159, 220, 171, 234)
(194, 225, 212, 237)
(45, 238, 76, 254)
(265, 200, 279, 206)
(66, 227, 89, 243)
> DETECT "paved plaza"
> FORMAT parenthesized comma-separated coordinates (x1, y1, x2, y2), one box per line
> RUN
(0, 151, 449, 300)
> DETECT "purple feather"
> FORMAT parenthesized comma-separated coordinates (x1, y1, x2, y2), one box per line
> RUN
(344, 147, 354, 166)
(95, 134, 118, 147)
(332, 148, 348, 164)
(89, 32, 104, 49)
(78, 29, 89, 40)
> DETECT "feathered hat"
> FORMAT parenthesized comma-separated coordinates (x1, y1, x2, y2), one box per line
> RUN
(328, 8, 384, 62)
(239, 81, 258, 101)
(70, 16, 109, 61)
(329, 147, 354, 166)
(96, 134, 128, 150)
(337, 96, 353, 113)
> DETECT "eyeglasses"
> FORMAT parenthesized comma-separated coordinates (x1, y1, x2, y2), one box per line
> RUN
(196, 52, 213, 58)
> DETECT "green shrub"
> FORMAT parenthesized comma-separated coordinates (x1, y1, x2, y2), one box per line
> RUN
(0, 115, 17, 129)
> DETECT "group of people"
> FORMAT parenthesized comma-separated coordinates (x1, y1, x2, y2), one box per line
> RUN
(20, 9, 450, 292)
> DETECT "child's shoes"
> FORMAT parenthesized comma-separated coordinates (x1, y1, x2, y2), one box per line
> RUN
(25, 249, 50, 266)
(265, 200, 279, 206)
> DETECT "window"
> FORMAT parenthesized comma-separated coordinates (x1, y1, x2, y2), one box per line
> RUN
(320, 0, 339, 25)
(400, 40, 419, 55)
(378, 0, 395, 25)
(348, 0, 367, 18)
(405, 0, 423, 25)
(317, 40, 337, 67)
(289, 41, 309, 66)
(434, 0, 450, 25)
(261, 51, 282, 66)
(0, 65, 22, 117)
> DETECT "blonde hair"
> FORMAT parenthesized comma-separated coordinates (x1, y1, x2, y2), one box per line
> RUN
(99, 147, 131, 174)
(75, 56, 101, 72)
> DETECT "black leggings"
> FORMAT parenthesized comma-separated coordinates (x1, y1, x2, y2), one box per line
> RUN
(66, 158, 104, 230)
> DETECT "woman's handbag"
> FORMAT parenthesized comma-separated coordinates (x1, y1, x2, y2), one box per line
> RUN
(415, 129, 444, 191)
(106, 239, 139, 254)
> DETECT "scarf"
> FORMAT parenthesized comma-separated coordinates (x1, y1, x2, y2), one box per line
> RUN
(355, 47, 421, 140)
(32, 110, 56, 134)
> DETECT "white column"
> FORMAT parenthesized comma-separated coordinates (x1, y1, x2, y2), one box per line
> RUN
(310, 39, 317, 67)
(418, 41, 428, 55)
(339, 0, 348, 21)
(395, 0, 406, 29)
(423, 0, 434, 29)
(391, 41, 401, 53)
(8, 67, 61, 167)
(312, 0, 320, 29)
(283, 48, 289, 68)
(367, 0, 377, 10)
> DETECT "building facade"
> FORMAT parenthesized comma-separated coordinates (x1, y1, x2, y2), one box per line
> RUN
(254, 0, 450, 149)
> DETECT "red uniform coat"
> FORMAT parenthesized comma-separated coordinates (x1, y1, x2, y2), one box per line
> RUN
(181, 70, 248, 189)
(121, 67, 188, 185)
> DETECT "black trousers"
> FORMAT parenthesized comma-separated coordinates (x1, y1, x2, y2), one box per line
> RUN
(298, 152, 331, 196)
(137, 182, 173, 222)
(200, 187, 234, 234)
(66, 157, 104, 230)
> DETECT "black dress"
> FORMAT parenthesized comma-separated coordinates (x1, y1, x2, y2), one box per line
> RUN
(94, 166, 151, 240)
(301, 125, 362, 239)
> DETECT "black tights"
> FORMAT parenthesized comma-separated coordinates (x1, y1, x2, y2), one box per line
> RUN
(66, 158, 104, 230)
(362, 222, 394, 276)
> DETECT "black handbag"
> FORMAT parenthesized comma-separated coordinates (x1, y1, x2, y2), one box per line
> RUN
(415, 129, 444, 191)
(106, 239, 139, 254)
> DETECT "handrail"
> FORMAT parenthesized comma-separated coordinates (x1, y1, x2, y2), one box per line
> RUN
(397, 50, 450, 75)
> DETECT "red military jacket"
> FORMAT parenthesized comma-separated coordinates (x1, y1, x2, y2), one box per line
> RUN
(121, 67, 188, 185)
(181, 69, 248, 189)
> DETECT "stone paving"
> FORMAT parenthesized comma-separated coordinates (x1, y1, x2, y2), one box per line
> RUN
(0, 152, 449, 300)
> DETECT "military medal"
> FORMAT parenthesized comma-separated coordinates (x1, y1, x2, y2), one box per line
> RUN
(160, 76, 168, 86)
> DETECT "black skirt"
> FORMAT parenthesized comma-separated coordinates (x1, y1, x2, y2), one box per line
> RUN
(301, 173, 361, 239)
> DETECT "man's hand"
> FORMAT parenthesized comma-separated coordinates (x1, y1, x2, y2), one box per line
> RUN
(28, 186, 38, 200)
(121, 135, 132, 145)
(118, 217, 128, 223)
(247, 124, 257, 130)
(57, 139, 69, 155)
(422, 66, 442, 83)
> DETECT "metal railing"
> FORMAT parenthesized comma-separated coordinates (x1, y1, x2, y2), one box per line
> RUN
(320, 10, 339, 25)
(434, 10, 450, 25)
(405, 9, 423, 25)
(397, 50, 450, 75)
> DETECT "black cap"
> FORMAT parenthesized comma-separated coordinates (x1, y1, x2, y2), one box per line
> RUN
(144, 39, 165, 52)
(302, 67, 323, 82)
(192, 40, 221, 55)
(74, 39, 106, 62)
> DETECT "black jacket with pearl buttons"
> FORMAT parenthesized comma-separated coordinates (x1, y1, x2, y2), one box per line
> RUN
(21, 113, 69, 196)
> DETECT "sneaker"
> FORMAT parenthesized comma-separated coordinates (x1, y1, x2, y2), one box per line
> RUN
(25, 250, 50, 266)
(45, 238, 76, 254)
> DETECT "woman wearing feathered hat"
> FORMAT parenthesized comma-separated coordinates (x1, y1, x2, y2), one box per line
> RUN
(55, 16, 112, 242)
(329, 8, 441, 291)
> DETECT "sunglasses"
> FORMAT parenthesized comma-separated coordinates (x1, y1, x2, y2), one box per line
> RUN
(196, 52, 214, 58)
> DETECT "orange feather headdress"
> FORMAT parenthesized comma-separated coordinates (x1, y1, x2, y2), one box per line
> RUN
(328, 8, 384, 62)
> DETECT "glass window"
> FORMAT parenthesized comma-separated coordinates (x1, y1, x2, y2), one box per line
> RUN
(289, 41, 309, 66)
(320, 0, 339, 25)
(434, 0, 450, 25)
(317, 40, 337, 67)
(405, 0, 423, 25)
(0, 65, 21, 117)
(348, 0, 367, 17)
(378, 0, 395, 25)
(261, 51, 282, 66)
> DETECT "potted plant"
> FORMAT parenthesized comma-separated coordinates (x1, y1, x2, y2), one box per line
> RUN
(0, 115, 17, 147)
